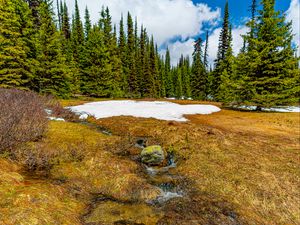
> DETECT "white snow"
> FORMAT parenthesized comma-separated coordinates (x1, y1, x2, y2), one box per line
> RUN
(236, 105, 300, 113)
(47, 117, 65, 122)
(68, 100, 221, 122)
(263, 106, 300, 113)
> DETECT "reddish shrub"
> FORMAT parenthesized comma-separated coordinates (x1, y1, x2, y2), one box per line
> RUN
(0, 88, 48, 152)
(44, 95, 80, 122)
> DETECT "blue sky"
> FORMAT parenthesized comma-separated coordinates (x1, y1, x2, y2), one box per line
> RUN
(66, 0, 300, 65)
(194, 0, 291, 24)
(193, 0, 293, 40)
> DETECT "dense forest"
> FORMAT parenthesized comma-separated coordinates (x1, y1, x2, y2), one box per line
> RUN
(0, 0, 299, 106)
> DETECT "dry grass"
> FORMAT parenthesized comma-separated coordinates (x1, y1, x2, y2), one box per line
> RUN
(1, 98, 299, 224)
(88, 103, 300, 224)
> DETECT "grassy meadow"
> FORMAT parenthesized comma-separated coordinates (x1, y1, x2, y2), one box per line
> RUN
(0, 98, 299, 224)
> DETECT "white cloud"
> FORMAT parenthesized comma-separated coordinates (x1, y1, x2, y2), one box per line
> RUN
(207, 26, 248, 66)
(286, 0, 300, 55)
(160, 39, 195, 66)
(64, 0, 220, 46)
(163, 25, 248, 66)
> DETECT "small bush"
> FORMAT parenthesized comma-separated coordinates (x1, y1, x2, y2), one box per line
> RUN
(44, 95, 80, 122)
(0, 88, 48, 152)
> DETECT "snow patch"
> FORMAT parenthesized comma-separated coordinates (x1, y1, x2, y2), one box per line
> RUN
(68, 100, 221, 122)
(236, 105, 300, 113)
(47, 117, 65, 122)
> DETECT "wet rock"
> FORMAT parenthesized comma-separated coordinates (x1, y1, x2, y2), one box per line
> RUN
(135, 138, 147, 149)
(141, 145, 165, 166)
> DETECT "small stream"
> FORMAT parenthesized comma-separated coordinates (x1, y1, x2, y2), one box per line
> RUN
(84, 138, 186, 224)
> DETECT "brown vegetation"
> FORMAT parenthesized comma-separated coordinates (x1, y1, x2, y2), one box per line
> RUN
(0, 89, 48, 153)
(0, 98, 299, 224)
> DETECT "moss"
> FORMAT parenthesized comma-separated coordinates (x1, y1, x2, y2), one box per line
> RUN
(85, 201, 163, 224)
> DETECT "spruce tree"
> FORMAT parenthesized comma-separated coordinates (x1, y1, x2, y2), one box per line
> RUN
(62, 1, 71, 40)
(81, 26, 114, 97)
(213, 0, 230, 97)
(34, 0, 72, 97)
(243, 0, 299, 107)
(0, 0, 35, 88)
(165, 47, 174, 97)
(118, 15, 129, 94)
(84, 6, 91, 39)
(71, 0, 84, 63)
(126, 12, 138, 96)
(191, 38, 207, 100)
(217, 26, 237, 102)
(175, 68, 183, 99)
(148, 36, 159, 97)
(203, 31, 209, 70)
(26, 0, 40, 28)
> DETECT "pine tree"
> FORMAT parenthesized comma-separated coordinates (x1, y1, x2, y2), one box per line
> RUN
(34, 0, 72, 97)
(126, 12, 138, 96)
(148, 36, 159, 97)
(183, 56, 192, 98)
(216, 0, 230, 62)
(71, 0, 84, 63)
(191, 38, 207, 100)
(175, 68, 183, 99)
(84, 6, 91, 39)
(26, 0, 40, 27)
(0, 0, 35, 88)
(213, 0, 231, 97)
(61, 1, 71, 40)
(242, 0, 299, 107)
(81, 26, 114, 97)
(165, 47, 174, 97)
(56, 0, 62, 30)
(217, 26, 237, 102)
(118, 14, 129, 94)
(203, 31, 209, 70)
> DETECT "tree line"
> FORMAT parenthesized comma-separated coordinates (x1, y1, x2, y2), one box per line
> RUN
(0, 0, 299, 106)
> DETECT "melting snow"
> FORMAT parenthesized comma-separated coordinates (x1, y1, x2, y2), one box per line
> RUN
(237, 105, 300, 112)
(47, 117, 65, 122)
(68, 100, 221, 122)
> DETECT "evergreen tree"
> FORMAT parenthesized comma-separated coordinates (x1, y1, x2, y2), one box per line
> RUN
(0, 0, 35, 88)
(34, 0, 72, 97)
(217, 26, 237, 102)
(56, 0, 61, 30)
(118, 14, 129, 94)
(175, 68, 183, 99)
(84, 6, 91, 39)
(26, 0, 40, 27)
(213, 0, 231, 98)
(216, 0, 230, 62)
(203, 31, 209, 70)
(165, 47, 174, 97)
(148, 36, 159, 97)
(71, 0, 84, 63)
(81, 26, 115, 97)
(61, 1, 71, 40)
(183, 56, 192, 98)
(242, 0, 299, 107)
(191, 38, 207, 100)
(126, 12, 138, 96)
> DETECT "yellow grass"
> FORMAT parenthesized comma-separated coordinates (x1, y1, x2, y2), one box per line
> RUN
(1, 98, 299, 224)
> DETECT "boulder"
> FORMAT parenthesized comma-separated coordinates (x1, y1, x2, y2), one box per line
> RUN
(141, 145, 165, 165)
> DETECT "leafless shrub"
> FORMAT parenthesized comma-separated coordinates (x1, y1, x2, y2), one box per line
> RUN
(44, 95, 80, 122)
(0, 88, 48, 152)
